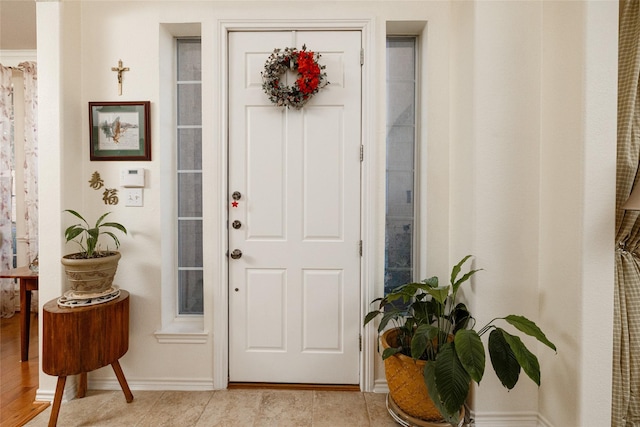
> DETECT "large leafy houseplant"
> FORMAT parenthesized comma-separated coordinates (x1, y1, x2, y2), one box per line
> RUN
(64, 209, 127, 259)
(364, 255, 557, 425)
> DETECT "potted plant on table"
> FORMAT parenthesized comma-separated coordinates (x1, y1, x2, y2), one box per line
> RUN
(364, 255, 557, 426)
(61, 210, 127, 295)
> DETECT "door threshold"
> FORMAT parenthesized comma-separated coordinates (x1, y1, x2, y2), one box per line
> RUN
(228, 382, 360, 392)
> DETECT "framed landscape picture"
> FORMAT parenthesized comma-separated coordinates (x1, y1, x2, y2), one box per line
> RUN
(89, 101, 151, 161)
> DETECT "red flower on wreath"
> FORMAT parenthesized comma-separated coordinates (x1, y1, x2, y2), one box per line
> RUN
(296, 51, 322, 94)
(261, 45, 329, 109)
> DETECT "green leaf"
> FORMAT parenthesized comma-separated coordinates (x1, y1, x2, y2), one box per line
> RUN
(451, 303, 472, 333)
(449, 255, 483, 294)
(386, 285, 418, 304)
(504, 315, 557, 352)
(424, 361, 460, 425)
(369, 297, 383, 308)
(450, 255, 472, 285)
(426, 286, 450, 305)
(94, 211, 111, 227)
(378, 310, 401, 332)
(434, 342, 470, 416)
(102, 231, 121, 249)
(424, 276, 439, 288)
(64, 209, 88, 226)
(384, 293, 403, 303)
(102, 222, 128, 234)
(411, 324, 438, 359)
(64, 226, 84, 242)
(488, 329, 520, 389)
(363, 310, 380, 326)
(454, 329, 485, 383)
(382, 347, 402, 360)
(452, 268, 482, 293)
(404, 318, 416, 332)
(412, 299, 431, 321)
(500, 329, 541, 386)
(87, 227, 100, 240)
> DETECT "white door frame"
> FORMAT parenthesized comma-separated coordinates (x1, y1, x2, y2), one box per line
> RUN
(214, 19, 377, 391)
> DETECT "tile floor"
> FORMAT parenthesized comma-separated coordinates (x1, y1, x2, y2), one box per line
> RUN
(25, 389, 400, 426)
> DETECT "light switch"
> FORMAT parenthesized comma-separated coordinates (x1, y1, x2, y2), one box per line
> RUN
(125, 188, 143, 207)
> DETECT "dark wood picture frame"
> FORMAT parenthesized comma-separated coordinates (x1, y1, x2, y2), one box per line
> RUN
(89, 101, 151, 161)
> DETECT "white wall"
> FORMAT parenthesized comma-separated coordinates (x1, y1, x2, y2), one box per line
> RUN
(36, 1, 617, 424)
(463, 0, 545, 421)
(37, 0, 83, 400)
(539, 1, 617, 426)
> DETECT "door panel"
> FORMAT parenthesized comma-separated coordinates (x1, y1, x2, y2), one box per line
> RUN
(246, 269, 286, 350)
(303, 107, 345, 240)
(246, 108, 286, 239)
(302, 269, 343, 351)
(228, 30, 362, 384)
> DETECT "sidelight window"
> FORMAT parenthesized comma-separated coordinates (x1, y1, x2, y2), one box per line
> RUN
(176, 39, 203, 315)
(385, 37, 417, 295)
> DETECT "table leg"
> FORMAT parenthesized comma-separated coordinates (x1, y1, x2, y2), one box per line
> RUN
(19, 280, 32, 362)
(111, 360, 134, 403)
(48, 376, 67, 427)
(77, 372, 87, 398)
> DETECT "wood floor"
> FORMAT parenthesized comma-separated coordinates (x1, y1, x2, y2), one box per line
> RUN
(0, 313, 49, 427)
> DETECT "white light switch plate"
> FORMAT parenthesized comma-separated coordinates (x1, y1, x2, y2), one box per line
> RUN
(125, 189, 143, 207)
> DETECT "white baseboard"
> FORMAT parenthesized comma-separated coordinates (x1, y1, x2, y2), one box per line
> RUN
(34, 376, 214, 402)
(472, 411, 545, 427)
(89, 377, 216, 391)
(372, 378, 389, 393)
(35, 376, 79, 403)
(536, 413, 553, 427)
(35, 389, 56, 403)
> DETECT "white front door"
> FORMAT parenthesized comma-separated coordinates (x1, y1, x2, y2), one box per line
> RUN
(228, 30, 362, 384)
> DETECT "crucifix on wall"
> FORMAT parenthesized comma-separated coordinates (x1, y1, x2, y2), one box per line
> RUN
(111, 59, 129, 96)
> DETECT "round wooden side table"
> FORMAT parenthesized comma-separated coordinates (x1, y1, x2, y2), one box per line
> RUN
(42, 290, 133, 427)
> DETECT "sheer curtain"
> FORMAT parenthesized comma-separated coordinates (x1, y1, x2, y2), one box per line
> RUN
(614, 1, 640, 425)
(0, 65, 14, 318)
(21, 62, 38, 268)
(0, 61, 38, 318)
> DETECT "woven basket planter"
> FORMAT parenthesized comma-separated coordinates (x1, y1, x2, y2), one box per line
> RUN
(381, 328, 443, 422)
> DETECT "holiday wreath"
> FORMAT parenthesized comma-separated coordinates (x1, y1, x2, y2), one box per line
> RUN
(261, 45, 329, 109)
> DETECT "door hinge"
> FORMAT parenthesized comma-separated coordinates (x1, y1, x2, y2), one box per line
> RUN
(359, 334, 362, 351)
(360, 145, 364, 162)
(360, 48, 364, 66)
(359, 240, 363, 256)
